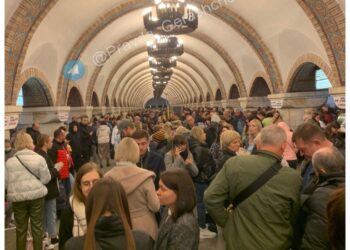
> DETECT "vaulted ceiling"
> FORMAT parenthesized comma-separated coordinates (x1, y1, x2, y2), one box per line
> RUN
(5, 0, 345, 107)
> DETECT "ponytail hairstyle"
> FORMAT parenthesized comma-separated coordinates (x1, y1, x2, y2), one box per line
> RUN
(83, 177, 135, 250)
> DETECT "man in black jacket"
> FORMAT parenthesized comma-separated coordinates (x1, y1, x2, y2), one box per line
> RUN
(26, 123, 41, 146)
(78, 115, 93, 164)
(132, 129, 165, 190)
(300, 146, 345, 249)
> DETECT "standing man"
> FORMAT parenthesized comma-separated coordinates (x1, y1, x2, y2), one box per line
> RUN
(78, 115, 93, 165)
(300, 147, 345, 249)
(204, 125, 301, 249)
(132, 130, 165, 190)
(292, 123, 333, 194)
(26, 122, 41, 146)
(118, 119, 136, 139)
(48, 128, 72, 206)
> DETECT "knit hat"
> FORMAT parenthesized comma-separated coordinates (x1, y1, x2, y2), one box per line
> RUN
(152, 129, 166, 143)
(118, 119, 134, 131)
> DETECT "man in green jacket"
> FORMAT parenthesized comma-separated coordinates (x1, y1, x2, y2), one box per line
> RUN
(204, 125, 301, 249)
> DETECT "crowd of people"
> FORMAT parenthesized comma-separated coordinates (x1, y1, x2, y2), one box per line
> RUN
(4, 104, 345, 250)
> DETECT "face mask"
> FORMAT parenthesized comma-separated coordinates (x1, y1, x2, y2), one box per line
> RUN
(180, 150, 189, 160)
(5, 148, 12, 153)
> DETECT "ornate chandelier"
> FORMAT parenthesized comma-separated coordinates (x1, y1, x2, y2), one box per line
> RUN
(149, 57, 177, 68)
(143, 0, 198, 35)
(147, 36, 184, 58)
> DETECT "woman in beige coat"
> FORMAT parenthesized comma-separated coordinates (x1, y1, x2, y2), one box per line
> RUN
(105, 137, 160, 240)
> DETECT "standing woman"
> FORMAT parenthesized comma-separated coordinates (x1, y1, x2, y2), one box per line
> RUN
(243, 119, 262, 154)
(64, 178, 153, 250)
(5, 132, 51, 250)
(59, 162, 103, 250)
(164, 134, 198, 178)
(105, 137, 160, 241)
(155, 169, 199, 250)
(36, 134, 63, 247)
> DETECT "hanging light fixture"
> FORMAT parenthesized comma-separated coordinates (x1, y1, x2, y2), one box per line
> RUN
(143, 0, 198, 35)
(147, 36, 184, 58)
(149, 57, 177, 68)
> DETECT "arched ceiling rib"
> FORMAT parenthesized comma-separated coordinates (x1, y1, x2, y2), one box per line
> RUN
(117, 66, 196, 106)
(6, 0, 343, 107)
(123, 75, 189, 105)
(129, 78, 187, 106)
(112, 64, 198, 103)
(124, 73, 193, 106)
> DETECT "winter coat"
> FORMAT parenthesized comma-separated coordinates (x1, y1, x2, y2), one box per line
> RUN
(216, 149, 236, 173)
(105, 162, 160, 240)
(5, 149, 51, 202)
(301, 173, 345, 250)
(26, 127, 41, 146)
(137, 150, 166, 190)
(64, 214, 153, 250)
(204, 150, 301, 250)
(78, 123, 92, 150)
(66, 130, 81, 155)
(188, 137, 216, 184)
(155, 208, 199, 250)
(48, 140, 71, 180)
(36, 149, 60, 200)
(164, 151, 198, 177)
(96, 124, 111, 144)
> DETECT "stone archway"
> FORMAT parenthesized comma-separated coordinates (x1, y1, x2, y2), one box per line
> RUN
(249, 77, 271, 97)
(67, 87, 84, 107)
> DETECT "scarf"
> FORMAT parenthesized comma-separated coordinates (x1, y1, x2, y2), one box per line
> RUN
(70, 196, 87, 237)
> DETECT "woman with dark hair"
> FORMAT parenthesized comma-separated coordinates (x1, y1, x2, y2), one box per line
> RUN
(59, 163, 103, 250)
(36, 134, 63, 248)
(164, 134, 198, 177)
(64, 178, 153, 250)
(155, 169, 199, 250)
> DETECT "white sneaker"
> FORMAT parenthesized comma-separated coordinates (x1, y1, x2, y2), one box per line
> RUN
(200, 227, 217, 239)
(43, 236, 55, 250)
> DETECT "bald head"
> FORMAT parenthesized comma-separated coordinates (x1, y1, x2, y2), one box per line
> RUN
(312, 147, 345, 176)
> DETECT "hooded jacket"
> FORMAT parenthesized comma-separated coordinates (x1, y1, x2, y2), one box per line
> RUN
(5, 149, 51, 202)
(105, 162, 160, 240)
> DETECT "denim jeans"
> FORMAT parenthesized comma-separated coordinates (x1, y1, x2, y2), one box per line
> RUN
(195, 183, 208, 228)
(12, 197, 44, 250)
(61, 178, 71, 206)
(43, 199, 56, 237)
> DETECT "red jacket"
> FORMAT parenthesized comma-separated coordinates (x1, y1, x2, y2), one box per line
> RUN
(48, 140, 72, 179)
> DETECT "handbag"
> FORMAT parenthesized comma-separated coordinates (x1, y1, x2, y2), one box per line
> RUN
(232, 160, 282, 208)
(16, 156, 40, 180)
